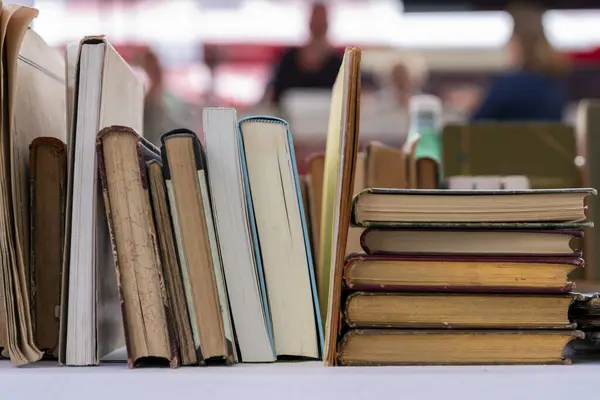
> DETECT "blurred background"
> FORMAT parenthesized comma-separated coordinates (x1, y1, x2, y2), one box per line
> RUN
(18, 0, 600, 171)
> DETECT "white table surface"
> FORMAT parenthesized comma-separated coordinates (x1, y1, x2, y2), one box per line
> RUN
(1, 360, 600, 400)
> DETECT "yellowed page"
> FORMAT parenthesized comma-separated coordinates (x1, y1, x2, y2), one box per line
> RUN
(4, 4, 42, 364)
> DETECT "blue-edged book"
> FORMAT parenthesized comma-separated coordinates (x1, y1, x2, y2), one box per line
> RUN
(238, 116, 324, 359)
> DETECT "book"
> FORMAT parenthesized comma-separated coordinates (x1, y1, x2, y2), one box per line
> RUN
(352, 188, 596, 227)
(343, 254, 583, 293)
(29, 137, 67, 357)
(307, 154, 324, 266)
(306, 152, 365, 276)
(360, 228, 584, 256)
(577, 100, 600, 280)
(147, 159, 197, 366)
(0, 6, 65, 365)
(345, 292, 576, 329)
(346, 153, 366, 255)
(442, 123, 580, 189)
(239, 116, 322, 359)
(161, 128, 235, 364)
(203, 107, 275, 362)
(320, 47, 361, 366)
(338, 330, 583, 366)
(60, 36, 143, 366)
(96, 126, 176, 368)
(365, 141, 407, 189)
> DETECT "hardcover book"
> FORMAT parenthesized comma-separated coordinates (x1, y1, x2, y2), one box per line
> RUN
(97, 126, 177, 368)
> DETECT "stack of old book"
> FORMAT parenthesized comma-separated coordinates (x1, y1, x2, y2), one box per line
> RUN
(336, 188, 596, 366)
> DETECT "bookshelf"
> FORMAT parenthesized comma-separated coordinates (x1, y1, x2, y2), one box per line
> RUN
(2, 360, 600, 399)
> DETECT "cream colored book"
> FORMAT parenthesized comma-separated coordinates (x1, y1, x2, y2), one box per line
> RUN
(239, 116, 322, 359)
(60, 36, 144, 366)
(0, 4, 64, 365)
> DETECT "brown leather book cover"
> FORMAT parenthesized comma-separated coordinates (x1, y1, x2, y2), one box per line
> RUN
(96, 125, 177, 368)
(343, 253, 583, 293)
(29, 137, 67, 358)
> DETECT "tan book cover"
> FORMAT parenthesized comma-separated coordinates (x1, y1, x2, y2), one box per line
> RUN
(161, 129, 235, 364)
(0, 4, 54, 365)
(96, 126, 177, 368)
(365, 141, 406, 189)
(319, 47, 361, 366)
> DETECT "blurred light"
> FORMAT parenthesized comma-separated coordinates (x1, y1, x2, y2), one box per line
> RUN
(32, 0, 600, 50)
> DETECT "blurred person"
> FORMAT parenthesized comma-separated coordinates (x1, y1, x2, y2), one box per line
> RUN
(471, 4, 570, 121)
(389, 63, 413, 108)
(263, 2, 343, 106)
(131, 48, 198, 146)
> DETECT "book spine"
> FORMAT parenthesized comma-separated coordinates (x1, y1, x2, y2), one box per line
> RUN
(95, 134, 133, 368)
(164, 178, 203, 362)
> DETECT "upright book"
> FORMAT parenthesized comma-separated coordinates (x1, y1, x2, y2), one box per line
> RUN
(320, 47, 361, 366)
(203, 108, 275, 362)
(146, 159, 197, 366)
(239, 116, 322, 359)
(161, 129, 235, 364)
(60, 36, 144, 366)
(352, 188, 595, 227)
(29, 137, 67, 357)
(0, 6, 66, 365)
(97, 126, 177, 368)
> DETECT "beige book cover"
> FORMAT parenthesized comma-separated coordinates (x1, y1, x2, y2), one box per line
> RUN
(0, 4, 46, 365)
(60, 36, 143, 365)
(319, 48, 361, 366)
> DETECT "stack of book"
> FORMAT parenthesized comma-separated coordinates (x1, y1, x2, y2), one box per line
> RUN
(336, 188, 596, 365)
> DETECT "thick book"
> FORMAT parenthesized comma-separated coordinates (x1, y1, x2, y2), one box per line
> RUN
(0, 7, 64, 365)
(60, 35, 143, 366)
(97, 126, 177, 368)
(338, 329, 583, 366)
(146, 159, 197, 366)
(360, 227, 584, 257)
(351, 188, 596, 227)
(29, 137, 67, 357)
(203, 108, 275, 363)
(161, 128, 236, 364)
(238, 116, 323, 359)
(345, 292, 576, 329)
(343, 253, 583, 293)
